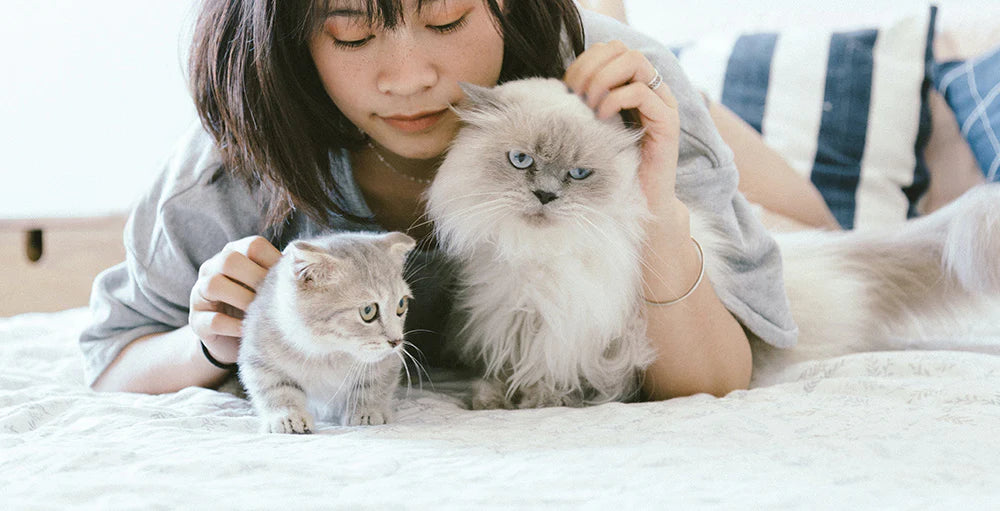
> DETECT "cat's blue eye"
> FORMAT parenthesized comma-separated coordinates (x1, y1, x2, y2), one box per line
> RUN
(568, 167, 593, 180)
(508, 150, 534, 169)
(360, 303, 379, 323)
(396, 296, 409, 316)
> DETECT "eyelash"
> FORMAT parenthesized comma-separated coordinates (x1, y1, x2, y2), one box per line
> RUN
(429, 14, 469, 34)
(332, 14, 469, 49)
(334, 36, 374, 49)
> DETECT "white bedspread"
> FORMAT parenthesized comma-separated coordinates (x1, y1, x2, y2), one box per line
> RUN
(3, 309, 1000, 509)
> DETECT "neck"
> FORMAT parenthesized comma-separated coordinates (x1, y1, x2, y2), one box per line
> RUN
(365, 140, 444, 184)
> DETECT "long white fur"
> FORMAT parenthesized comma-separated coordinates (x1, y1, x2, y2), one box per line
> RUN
(429, 77, 1000, 407)
(752, 184, 1000, 384)
(428, 79, 654, 405)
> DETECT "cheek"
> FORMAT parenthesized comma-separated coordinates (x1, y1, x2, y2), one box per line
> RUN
(442, 17, 504, 86)
(308, 40, 369, 119)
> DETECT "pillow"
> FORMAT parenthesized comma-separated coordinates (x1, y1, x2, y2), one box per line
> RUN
(668, 8, 937, 230)
(935, 45, 1000, 182)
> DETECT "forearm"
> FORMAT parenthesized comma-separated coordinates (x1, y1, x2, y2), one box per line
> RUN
(90, 327, 233, 394)
(640, 204, 752, 400)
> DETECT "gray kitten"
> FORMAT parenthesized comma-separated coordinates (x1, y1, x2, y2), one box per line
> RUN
(238, 231, 416, 433)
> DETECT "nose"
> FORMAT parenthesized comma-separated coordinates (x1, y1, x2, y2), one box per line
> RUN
(387, 339, 403, 348)
(376, 32, 438, 96)
(533, 190, 559, 205)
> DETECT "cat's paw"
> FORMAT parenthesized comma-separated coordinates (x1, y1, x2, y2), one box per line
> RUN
(345, 408, 389, 426)
(517, 386, 584, 409)
(262, 409, 315, 434)
(470, 379, 514, 410)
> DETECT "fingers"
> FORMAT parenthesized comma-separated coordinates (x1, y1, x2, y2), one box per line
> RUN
(595, 82, 679, 142)
(564, 40, 679, 124)
(232, 236, 282, 269)
(188, 235, 281, 352)
(582, 48, 647, 109)
(193, 273, 257, 312)
(199, 250, 269, 293)
(192, 311, 245, 339)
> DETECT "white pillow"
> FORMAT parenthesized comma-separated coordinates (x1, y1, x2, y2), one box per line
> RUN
(647, 9, 937, 229)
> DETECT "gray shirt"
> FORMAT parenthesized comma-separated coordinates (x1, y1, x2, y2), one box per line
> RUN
(79, 10, 798, 387)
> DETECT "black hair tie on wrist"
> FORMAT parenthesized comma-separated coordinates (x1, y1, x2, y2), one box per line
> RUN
(201, 341, 238, 371)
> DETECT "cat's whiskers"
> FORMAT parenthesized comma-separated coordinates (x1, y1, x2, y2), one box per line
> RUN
(400, 342, 433, 391)
(407, 191, 514, 232)
(396, 350, 414, 397)
(348, 362, 365, 420)
(568, 207, 640, 264)
(571, 203, 671, 290)
(325, 357, 362, 410)
(433, 199, 515, 230)
(426, 201, 512, 251)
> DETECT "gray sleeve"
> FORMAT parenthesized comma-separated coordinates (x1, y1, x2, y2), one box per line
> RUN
(581, 10, 799, 348)
(79, 123, 265, 386)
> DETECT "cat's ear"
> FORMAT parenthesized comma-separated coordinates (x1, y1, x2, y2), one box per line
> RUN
(285, 241, 341, 285)
(377, 231, 416, 264)
(453, 82, 504, 124)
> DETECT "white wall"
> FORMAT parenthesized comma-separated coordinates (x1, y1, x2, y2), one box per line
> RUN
(623, 0, 1000, 53)
(0, 0, 201, 219)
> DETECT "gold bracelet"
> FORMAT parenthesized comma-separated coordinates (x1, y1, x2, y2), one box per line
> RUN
(642, 237, 705, 306)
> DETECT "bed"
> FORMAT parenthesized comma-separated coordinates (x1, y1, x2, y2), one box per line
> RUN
(5, 1, 1000, 508)
(4, 309, 1000, 507)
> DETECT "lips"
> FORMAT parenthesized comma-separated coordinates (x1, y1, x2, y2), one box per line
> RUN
(380, 109, 447, 133)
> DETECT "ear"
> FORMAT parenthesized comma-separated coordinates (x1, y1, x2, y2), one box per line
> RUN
(453, 82, 505, 124)
(378, 231, 416, 264)
(284, 241, 341, 285)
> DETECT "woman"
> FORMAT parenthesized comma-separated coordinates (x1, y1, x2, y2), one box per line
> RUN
(83, 0, 833, 399)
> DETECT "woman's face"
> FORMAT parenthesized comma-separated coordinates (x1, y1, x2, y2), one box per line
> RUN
(310, 0, 504, 160)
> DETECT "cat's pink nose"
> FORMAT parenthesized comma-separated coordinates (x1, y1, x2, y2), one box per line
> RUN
(388, 339, 403, 348)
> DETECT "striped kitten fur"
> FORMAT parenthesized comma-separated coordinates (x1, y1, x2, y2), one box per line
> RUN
(238, 231, 415, 434)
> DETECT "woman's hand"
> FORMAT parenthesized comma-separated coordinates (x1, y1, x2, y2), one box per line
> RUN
(189, 236, 282, 365)
(563, 40, 682, 217)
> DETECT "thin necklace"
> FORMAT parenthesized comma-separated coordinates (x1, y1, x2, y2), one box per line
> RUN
(366, 140, 433, 185)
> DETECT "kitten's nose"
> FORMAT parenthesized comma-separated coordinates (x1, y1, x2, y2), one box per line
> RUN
(388, 339, 403, 348)
(533, 190, 559, 205)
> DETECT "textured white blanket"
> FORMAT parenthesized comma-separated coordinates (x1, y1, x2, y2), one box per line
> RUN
(3, 309, 1000, 509)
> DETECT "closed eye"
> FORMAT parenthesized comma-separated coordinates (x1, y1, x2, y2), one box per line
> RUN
(429, 14, 469, 33)
(334, 35, 374, 49)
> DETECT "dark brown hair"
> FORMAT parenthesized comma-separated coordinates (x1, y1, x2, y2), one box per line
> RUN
(188, 0, 585, 229)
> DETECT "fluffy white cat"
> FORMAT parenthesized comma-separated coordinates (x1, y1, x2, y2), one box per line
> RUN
(426, 77, 1000, 408)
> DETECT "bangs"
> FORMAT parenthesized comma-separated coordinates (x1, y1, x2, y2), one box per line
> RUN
(316, 0, 449, 31)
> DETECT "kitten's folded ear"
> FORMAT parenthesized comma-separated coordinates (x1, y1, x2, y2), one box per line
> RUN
(453, 82, 504, 125)
(285, 241, 341, 285)
(378, 231, 416, 264)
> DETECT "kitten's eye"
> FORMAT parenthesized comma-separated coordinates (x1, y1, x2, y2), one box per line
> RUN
(508, 150, 534, 169)
(568, 167, 593, 180)
(360, 303, 379, 323)
(396, 296, 409, 316)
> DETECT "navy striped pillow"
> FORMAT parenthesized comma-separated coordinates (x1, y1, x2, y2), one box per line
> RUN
(671, 8, 937, 230)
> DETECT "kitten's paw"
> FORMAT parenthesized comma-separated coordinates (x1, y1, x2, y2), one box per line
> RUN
(262, 410, 315, 434)
(470, 379, 514, 410)
(345, 408, 388, 426)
